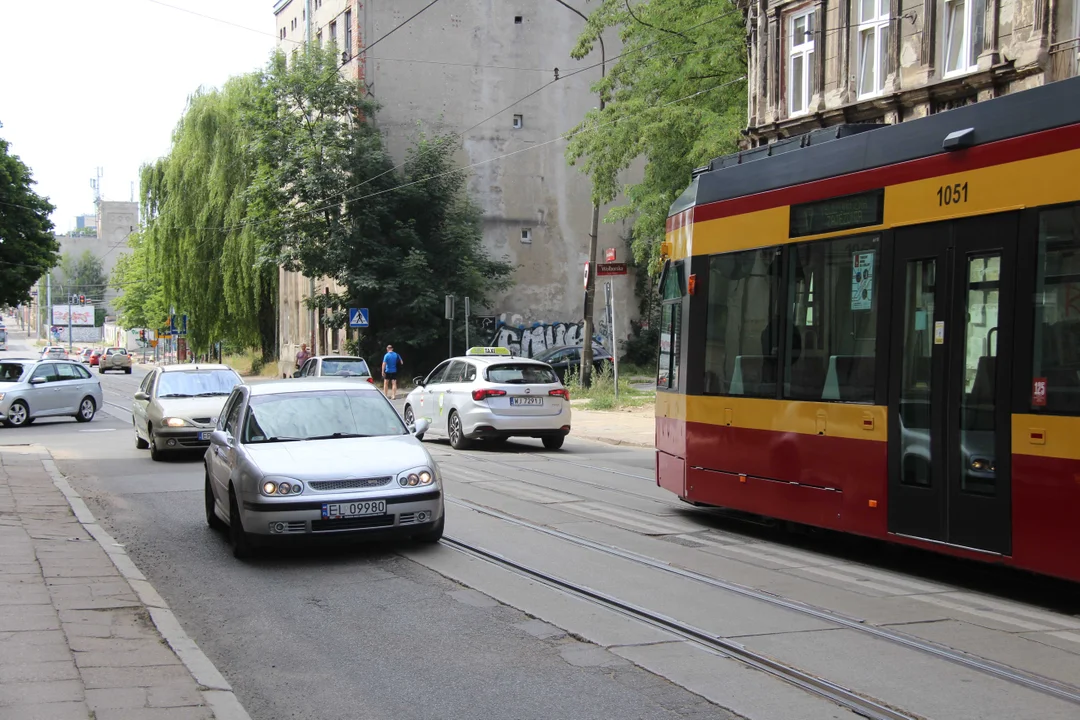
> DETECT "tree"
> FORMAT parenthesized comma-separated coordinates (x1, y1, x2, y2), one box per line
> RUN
(247, 46, 514, 367)
(139, 74, 277, 356)
(0, 134, 59, 306)
(566, 0, 747, 271)
(111, 230, 167, 331)
(54, 250, 107, 306)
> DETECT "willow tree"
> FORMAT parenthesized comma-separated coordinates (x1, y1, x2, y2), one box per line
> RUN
(566, 0, 747, 271)
(139, 74, 276, 356)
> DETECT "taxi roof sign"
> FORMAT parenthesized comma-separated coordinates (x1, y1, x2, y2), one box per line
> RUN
(466, 346, 511, 356)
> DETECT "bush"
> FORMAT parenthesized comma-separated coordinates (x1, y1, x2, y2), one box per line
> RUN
(620, 319, 658, 368)
(250, 356, 265, 375)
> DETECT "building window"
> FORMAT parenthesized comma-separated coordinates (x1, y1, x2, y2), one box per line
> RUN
(512, 114, 523, 129)
(858, 0, 890, 98)
(785, 235, 880, 403)
(787, 9, 816, 117)
(344, 9, 353, 55)
(317, 30, 322, 46)
(703, 248, 782, 396)
(520, 228, 532, 243)
(943, 0, 982, 77)
(1031, 206, 1080, 415)
(515, 16, 523, 24)
(657, 264, 684, 390)
(329, 21, 337, 45)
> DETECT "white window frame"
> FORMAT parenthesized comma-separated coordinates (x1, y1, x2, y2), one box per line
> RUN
(787, 9, 816, 117)
(942, 0, 978, 78)
(857, 0, 891, 99)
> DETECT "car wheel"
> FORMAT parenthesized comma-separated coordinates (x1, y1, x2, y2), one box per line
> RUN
(448, 411, 470, 450)
(228, 486, 254, 559)
(134, 420, 149, 449)
(148, 426, 163, 461)
(414, 515, 444, 543)
(404, 405, 424, 441)
(74, 397, 96, 423)
(5, 400, 30, 428)
(205, 471, 225, 531)
(542, 435, 565, 450)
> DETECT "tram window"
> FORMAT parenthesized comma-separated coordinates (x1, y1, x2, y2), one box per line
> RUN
(657, 263, 683, 390)
(703, 247, 781, 396)
(784, 235, 880, 403)
(1032, 206, 1080, 415)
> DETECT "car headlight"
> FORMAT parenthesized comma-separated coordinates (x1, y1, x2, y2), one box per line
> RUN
(163, 417, 188, 428)
(0, 393, 5, 402)
(398, 467, 436, 487)
(260, 477, 304, 496)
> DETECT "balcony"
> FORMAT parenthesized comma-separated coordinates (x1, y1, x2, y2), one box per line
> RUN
(1048, 37, 1080, 82)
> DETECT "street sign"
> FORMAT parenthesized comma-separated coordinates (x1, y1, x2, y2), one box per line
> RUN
(596, 262, 628, 276)
(583, 262, 590, 289)
(444, 295, 454, 320)
(605, 248, 617, 262)
(348, 308, 369, 328)
(179, 315, 188, 336)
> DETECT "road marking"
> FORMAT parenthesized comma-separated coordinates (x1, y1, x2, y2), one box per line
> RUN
(912, 594, 1052, 632)
(557, 502, 695, 535)
(716, 544, 816, 569)
(473, 481, 581, 505)
(793, 566, 928, 596)
(939, 592, 1080, 630)
(824, 564, 950, 594)
(1045, 631, 1080, 645)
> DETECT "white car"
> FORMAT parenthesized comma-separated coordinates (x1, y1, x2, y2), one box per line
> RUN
(403, 347, 571, 450)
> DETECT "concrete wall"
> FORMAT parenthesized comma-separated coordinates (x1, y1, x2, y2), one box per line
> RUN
(273, 0, 637, 370)
(742, 0, 1080, 145)
(50, 201, 137, 316)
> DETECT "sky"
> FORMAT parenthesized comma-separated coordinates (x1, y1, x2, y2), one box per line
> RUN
(0, 0, 279, 233)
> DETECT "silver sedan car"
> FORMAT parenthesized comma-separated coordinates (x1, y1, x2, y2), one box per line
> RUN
(133, 364, 243, 461)
(204, 378, 442, 558)
(0, 358, 103, 427)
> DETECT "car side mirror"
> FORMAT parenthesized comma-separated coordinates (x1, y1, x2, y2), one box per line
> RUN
(412, 418, 430, 436)
(134, 391, 149, 401)
(29, 377, 46, 385)
(292, 370, 301, 378)
(209, 429, 230, 446)
(413, 376, 425, 387)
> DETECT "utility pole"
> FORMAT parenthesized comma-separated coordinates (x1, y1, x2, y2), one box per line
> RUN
(552, 0, 605, 386)
(46, 272, 52, 342)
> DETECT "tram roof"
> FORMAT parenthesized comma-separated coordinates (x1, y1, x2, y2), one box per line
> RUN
(670, 75, 1080, 217)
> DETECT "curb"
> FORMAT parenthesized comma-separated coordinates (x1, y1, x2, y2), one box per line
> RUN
(40, 455, 252, 720)
(578, 434, 653, 449)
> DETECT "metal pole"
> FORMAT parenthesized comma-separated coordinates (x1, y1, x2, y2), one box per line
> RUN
(67, 295, 73, 354)
(552, 0, 605, 386)
(46, 272, 51, 342)
(610, 281, 619, 401)
(448, 317, 452, 358)
(465, 296, 470, 349)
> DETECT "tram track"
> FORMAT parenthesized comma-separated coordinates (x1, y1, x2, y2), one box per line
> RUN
(446, 494, 1080, 707)
(441, 534, 919, 720)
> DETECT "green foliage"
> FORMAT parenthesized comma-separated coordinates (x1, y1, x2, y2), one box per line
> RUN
(139, 74, 276, 356)
(0, 135, 58, 306)
(53, 250, 107, 306)
(247, 46, 515, 369)
(70, 227, 97, 237)
(564, 362, 652, 410)
(566, 0, 747, 272)
(111, 230, 167, 331)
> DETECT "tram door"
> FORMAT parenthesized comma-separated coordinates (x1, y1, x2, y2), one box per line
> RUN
(887, 213, 1017, 555)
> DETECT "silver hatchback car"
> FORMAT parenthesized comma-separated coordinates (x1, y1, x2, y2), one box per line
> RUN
(0, 359, 103, 427)
(204, 378, 442, 558)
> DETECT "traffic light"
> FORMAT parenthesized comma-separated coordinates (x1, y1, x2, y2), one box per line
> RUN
(139, 329, 146, 340)
(79, 295, 85, 305)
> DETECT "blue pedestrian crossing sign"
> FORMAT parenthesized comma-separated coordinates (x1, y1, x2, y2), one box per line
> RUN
(349, 308, 369, 328)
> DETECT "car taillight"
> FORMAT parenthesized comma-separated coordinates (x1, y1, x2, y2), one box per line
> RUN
(366, 377, 374, 384)
(472, 388, 507, 401)
(549, 389, 570, 400)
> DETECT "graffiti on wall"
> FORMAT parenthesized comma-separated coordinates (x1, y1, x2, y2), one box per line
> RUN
(491, 313, 606, 357)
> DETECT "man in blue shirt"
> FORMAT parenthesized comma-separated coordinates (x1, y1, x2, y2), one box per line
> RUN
(382, 344, 403, 400)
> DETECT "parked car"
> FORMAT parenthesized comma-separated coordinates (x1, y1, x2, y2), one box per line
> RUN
(88, 349, 103, 367)
(99, 347, 132, 374)
(530, 344, 613, 382)
(0, 326, 7, 351)
(132, 364, 244, 461)
(0, 359, 103, 427)
(77, 348, 94, 363)
(293, 355, 374, 383)
(204, 378, 441, 558)
(41, 346, 69, 361)
(403, 346, 571, 450)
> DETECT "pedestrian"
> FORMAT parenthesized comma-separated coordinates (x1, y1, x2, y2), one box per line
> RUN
(382, 344, 402, 400)
(295, 343, 311, 369)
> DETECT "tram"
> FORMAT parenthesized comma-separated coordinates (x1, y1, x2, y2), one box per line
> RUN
(654, 75, 1080, 583)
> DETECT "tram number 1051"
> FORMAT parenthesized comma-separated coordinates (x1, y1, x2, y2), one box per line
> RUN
(937, 182, 970, 207)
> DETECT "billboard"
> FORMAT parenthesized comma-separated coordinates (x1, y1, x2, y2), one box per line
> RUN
(52, 305, 94, 326)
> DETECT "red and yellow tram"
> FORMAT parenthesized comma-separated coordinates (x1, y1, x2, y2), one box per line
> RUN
(655, 75, 1080, 582)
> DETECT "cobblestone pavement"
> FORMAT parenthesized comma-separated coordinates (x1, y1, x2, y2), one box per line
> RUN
(0, 445, 247, 720)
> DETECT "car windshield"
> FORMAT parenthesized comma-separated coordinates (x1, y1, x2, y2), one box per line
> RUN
(242, 390, 406, 443)
(157, 370, 241, 398)
(485, 363, 559, 384)
(0, 362, 27, 382)
(320, 359, 370, 377)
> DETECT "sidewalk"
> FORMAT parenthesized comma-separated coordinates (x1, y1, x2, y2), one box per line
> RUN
(571, 405, 655, 448)
(0, 446, 249, 720)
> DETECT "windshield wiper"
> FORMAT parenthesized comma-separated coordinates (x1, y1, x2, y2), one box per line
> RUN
(252, 436, 302, 443)
(195, 392, 230, 397)
(305, 432, 372, 440)
(159, 393, 194, 398)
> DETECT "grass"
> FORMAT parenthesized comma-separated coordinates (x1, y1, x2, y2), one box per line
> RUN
(564, 363, 655, 411)
(222, 350, 280, 378)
